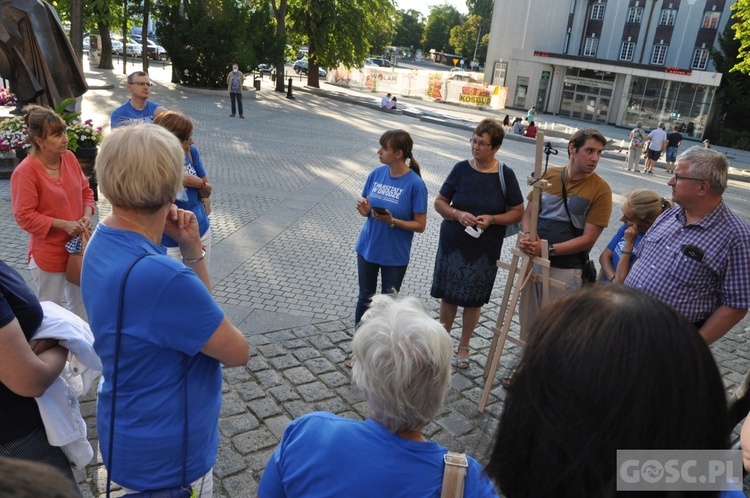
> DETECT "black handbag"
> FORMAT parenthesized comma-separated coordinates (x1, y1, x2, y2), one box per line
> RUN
(560, 169, 597, 286)
(106, 254, 193, 498)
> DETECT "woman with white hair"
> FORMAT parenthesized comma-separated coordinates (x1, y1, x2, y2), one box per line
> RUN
(259, 294, 497, 497)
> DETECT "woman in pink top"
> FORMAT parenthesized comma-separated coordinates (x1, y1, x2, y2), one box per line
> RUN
(10, 106, 95, 320)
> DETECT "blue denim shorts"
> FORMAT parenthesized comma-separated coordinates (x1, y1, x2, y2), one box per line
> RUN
(666, 147, 678, 163)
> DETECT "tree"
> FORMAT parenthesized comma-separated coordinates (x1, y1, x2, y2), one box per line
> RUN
(466, 0, 493, 21)
(288, 0, 395, 88)
(732, 0, 750, 74)
(393, 9, 425, 51)
(711, 18, 750, 131)
(422, 4, 462, 53)
(449, 14, 487, 62)
(158, 0, 277, 88)
(270, 0, 289, 92)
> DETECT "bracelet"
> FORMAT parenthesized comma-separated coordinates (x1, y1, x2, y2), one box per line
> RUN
(199, 179, 206, 190)
(182, 249, 206, 264)
(621, 250, 633, 255)
(490, 215, 495, 225)
(451, 208, 456, 221)
(390, 219, 396, 228)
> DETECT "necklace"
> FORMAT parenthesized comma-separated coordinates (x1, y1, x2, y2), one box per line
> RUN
(34, 153, 61, 171)
(109, 213, 158, 244)
(470, 158, 498, 173)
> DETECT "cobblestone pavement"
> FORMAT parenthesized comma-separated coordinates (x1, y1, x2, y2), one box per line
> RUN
(1, 60, 749, 496)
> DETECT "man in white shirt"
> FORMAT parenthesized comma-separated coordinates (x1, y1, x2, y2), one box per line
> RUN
(380, 93, 392, 107)
(643, 122, 667, 174)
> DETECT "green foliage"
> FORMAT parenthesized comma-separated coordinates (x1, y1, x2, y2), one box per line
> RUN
(422, 4, 463, 53)
(466, 0, 493, 20)
(393, 9, 425, 50)
(288, 0, 395, 86)
(731, 0, 750, 74)
(449, 14, 487, 62)
(711, 18, 750, 141)
(715, 128, 750, 151)
(157, 0, 280, 88)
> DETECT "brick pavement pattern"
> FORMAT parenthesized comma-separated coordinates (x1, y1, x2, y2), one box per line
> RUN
(1, 63, 748, 497)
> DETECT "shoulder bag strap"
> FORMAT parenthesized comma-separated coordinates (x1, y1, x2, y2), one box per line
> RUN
(106, 254, 190, 496)
(441, 451, 468, 498)
(560, 169, 589, 265)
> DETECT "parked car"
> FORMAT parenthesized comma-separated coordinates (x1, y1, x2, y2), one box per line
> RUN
(366, 58, 391, 67)
(83, 36, 90, 52)
(146, 39, 168, 60)
(293, 59, 327, 77)
(257, 63, 274, 75)
(111, 40, 123, 55)
(125, 42, 142, 57)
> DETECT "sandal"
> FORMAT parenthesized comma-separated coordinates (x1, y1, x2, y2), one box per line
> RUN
(344, 356, 354, 368)
(456, 345, 470, 369)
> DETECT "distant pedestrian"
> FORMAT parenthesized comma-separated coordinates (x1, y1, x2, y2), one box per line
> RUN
(385, 97, 397, 110)
(527, 106, 536, 124)
(665, 125, 683, 173)
(502, 114, 510, 132)
(512, 117, 525, 135)
(227, 63, 244, 119)
(524, 121, 537, 138)
(111, 71, 166, 128)
(626, 121, 647, 172)
(643, 122, 667, 174)
(380, 93, 392, 107)
(703, 139, 711, 149)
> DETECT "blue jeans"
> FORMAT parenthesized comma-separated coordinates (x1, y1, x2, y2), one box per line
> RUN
(230, 92, 243, 116)
(355, 254, 407, 326)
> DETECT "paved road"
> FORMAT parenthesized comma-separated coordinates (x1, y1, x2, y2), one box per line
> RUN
(1, 59, 749, 496)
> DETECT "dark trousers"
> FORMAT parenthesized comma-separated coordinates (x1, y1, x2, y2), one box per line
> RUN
(230, 92, 243, 116)
(355, 253, 407, 326)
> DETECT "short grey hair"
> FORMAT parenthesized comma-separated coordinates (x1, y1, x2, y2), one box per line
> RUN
(351, 294, 452, 433)
(676, 146, 728, 194)
(636, 121, 643, 128)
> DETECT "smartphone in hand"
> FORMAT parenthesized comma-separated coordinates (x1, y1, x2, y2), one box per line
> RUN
(372, 207, 388, 215)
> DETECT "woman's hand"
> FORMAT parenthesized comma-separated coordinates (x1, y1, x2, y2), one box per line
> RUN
(57, 220, 81, 237)
(356, 197, 371, 217)
(457, 211, 477, 228)
(164, 205, 202, 253)
(183, 173, 204, 190)
(475, 215, 494, 230)
(370, 208, 392, 224)
(623, 225, 639, 251)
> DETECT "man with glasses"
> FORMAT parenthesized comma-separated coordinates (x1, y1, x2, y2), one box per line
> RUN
(518, 129, 612, 324)
(111, 71, 167, 128)
(625, 147, 750, 344)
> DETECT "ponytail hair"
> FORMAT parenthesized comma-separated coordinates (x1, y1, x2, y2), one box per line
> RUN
(379, 129, 421, 177)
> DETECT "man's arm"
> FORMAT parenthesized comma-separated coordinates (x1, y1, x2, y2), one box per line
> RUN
(699, 306, 748, 344)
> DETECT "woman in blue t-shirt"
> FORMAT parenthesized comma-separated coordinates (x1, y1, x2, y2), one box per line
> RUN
(154, 111, 213, 267)
(599, 189, 671, 283)
(348, 130, 427, 363)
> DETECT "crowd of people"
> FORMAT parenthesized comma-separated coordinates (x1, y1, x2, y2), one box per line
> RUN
(2, 68, 750, 497)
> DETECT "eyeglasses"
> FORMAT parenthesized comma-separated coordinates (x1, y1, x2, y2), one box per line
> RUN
(673, 173, 705, 183)
(131, 82, 153, 87)
(469, 138, 492, 148)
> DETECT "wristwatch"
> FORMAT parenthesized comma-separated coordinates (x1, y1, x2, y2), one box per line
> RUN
(548, 244, 557, 257)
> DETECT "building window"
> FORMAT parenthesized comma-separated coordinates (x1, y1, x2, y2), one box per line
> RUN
(590, 3, 605, 20)
(660, 8, 677, 26)
(627, 6, 643, 23)
(584, 37, 599, 57)
(692, 48, 709, 70)
(651, 45, 668, 65)
(620, 41, 635, 61)
(702, 11, 720, 29)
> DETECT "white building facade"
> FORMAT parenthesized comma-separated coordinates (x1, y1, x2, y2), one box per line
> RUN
(484, 0, 733, 139)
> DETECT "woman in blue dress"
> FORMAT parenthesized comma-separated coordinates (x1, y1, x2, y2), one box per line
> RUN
(431, 119, 524, 369)
(599, 189, 671, 283)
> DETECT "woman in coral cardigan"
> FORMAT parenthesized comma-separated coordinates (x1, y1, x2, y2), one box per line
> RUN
(10, 106, 95, 320)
